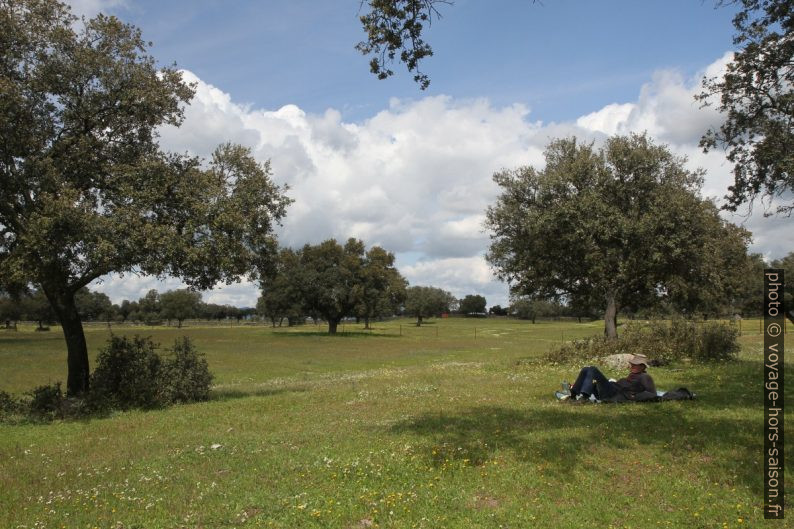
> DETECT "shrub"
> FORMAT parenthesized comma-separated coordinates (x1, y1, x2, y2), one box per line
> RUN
(547, 319, 739, 365)
(158, 337, 213, 404)
(89, 335, 213, 411)
(28, 382, 64, 419)
(696, 322, 740, 362)
(89, 335, 163, 410)
(0, 390, 22, 418)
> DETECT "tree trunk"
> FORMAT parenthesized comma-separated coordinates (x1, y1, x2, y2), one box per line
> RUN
(177, 319, 183, 328)
(46, 288, 90, 396)
(416, 315, 423, 327)
(364, 316, 371, 330)
(604, 292, 618, 340)
(328, 318, 340, 334)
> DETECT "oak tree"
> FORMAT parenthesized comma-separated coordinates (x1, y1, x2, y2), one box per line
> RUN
(458, 294, 486, 315)
(298, 238, 366, 334)
(404, 285, 454, 326)
(0, 1, 290, 394)
(486, 134, 751, 339)
(159, 289, 202, 328)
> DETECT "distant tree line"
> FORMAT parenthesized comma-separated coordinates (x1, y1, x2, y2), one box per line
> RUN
(0, 287, 256, 330)
(3, 249, 788, 334)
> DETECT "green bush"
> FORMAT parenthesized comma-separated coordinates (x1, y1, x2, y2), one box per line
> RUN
(89, 335, 163, 410)
(0, 390, 22, 418)
(1, 336, 213, 421)
(547, 319, 739, 365)
(28, 382, 64, 419)
(89, 335, 213, 410)
(158, 337, 213, 404)
(695, 322, 740, 362)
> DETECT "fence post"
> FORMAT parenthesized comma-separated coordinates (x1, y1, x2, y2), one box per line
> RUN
(739, 318, 742, 336)
(436, 326, 438, 337)
(399, 324, 402, 336)
(474, 327, 477, 340)
(760, 318, 763, 334)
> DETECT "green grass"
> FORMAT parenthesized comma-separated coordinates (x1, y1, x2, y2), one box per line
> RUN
(0, 318, 790, 528)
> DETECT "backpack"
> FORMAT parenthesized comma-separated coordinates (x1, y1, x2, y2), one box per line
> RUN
(659, 387, 696, 401)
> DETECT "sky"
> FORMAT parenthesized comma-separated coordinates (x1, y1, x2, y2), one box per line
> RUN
(67, 0, 794, 309)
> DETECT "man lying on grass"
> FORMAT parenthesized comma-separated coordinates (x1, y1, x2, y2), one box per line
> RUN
(555, 354, 657, 404)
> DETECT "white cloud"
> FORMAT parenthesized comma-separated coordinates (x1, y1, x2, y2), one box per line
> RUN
(91, 52, 793, 309)
(574, 54, 735, 147)
(400, 256, 502, 302)
(576, 103, 634, 136)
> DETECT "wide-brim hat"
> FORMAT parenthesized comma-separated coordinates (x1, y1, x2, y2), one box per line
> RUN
(629, 354, 650, 366)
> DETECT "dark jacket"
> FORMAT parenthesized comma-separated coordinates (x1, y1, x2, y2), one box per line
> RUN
(602, 372, 657, 403)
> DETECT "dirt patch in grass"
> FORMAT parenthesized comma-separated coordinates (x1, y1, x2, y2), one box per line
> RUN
(472, 494, 500, 509)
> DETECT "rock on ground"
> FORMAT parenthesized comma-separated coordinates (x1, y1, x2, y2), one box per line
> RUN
(601, 353, 634, 370)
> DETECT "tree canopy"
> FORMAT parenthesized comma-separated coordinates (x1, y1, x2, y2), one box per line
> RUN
(297, 239, 366, 334)
(74, 288, 114, 322)
(404, 285, 454, 326)
(0, 0, 290, 394)
(354, 246, 407, 328)
(509, 297, 564, 324)
(485, 133, 751, 338)
(257, 248, 305, 327)
(698, 0, 794, 214)
(159, 289, 202, 328)
(258, 239, 406, 334)
(458, 294, 487, 315)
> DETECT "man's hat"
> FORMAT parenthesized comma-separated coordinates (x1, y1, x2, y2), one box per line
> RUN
(629, 354, 650, 366)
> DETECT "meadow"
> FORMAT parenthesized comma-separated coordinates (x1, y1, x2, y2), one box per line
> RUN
(0, 317, 789, 529)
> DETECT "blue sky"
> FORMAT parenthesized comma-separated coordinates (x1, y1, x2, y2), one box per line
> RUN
(109, 0, 739, 122)
(69, 0, 792, 309)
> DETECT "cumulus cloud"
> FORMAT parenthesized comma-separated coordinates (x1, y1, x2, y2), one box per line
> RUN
(400, 256, 502, 303)
(91, 52, 793, 309)
(574, 52, 733, 147)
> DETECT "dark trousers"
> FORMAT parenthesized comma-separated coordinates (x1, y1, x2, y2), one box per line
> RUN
(571, 366, 618, 399)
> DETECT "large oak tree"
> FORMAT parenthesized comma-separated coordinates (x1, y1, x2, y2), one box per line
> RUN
(485, 134, 751, 339)
(0, 0, 290, 394)
(297, 238, 366, 335)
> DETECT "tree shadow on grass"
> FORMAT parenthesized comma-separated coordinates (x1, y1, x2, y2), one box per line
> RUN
(210, 385, 309, 402)
(270, 330, 402, 338)
(389, 402, 760, 493)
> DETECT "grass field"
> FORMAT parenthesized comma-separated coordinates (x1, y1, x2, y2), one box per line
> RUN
(0, 317, 790, 529)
